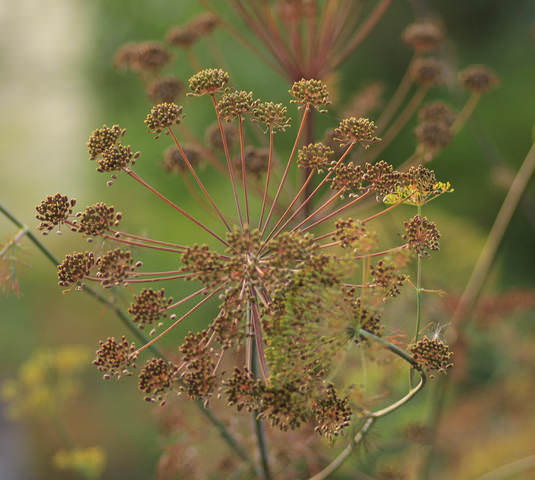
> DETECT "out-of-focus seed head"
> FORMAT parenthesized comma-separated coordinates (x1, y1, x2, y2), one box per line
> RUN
(369, 260, 407, 297)
(93, 336, 137, 379)
(403, 215, 440, 256)
(232, 146, 269, 178)
(57, 251, 95, 287)
(297, 143, 334, 172)
(410, 57, 445, 86)
(147, 76, 184, 104)
(415, 121, 453, 152)
(97, 143, 134, 173)
(251, 101, 292, 133)
(145, 103, 184, 138)
(205, 122, 239, 151)
(189, 12, 219, 35)
(188, 68, 229, 96)
(87, 125, 125, 160)
(333, 117, 381, 149)
(333, 218, 367, 248)
(166, 26, 199, 48)
(289, 78, 330, 112)
(129, 288, 172, 329)
(139, 358, 179, 405)
(96, 249, 137, 288)
(217, 90, 257, 121)
(410, 336, 453, 377)
(459, 65, 499, 94)
(132, 42, 172, 73)
(114, 43, 140, 71)
(402, 21, 444, 53)
(36, 194, 76, 233)
(418, 101, 455, 126)
(75, 203, 120, 236)
(344, 82, 384, 119)
(311, 384, 352, 441)
(162, 144, 201, 174)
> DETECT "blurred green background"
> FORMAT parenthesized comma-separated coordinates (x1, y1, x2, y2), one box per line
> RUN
(1, 1, 534, 478)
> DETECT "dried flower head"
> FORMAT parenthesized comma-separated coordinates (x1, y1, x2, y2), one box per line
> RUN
(188, 68, 229, 96)
(162, 144, 201, 174)
(251, 101, 292, 132)
(217, 90, 256, 120)
(145, 103, 184, 138)
(87, 124, 125, 160)
(132, 42, 172, 72)
(147, 76, 184, 104)
(403, 215, 440, 256)
(93, 336, 137, 379)
(95, 249, 137, 287)
(459, 64, 499, 93)
(139, 358, 179, 404)
(97, 143, 135, 173)
(333, 218, 367, 248)
(297, 142, 334, 171)
(312, 384, 352, 441)
(402, 21, 443, 53)
(166, 26, 199, 48)
(289, 78, 330, 112)
(415, 121, 453, 152)
(418, 101, 455, 126)
(114, 43, 140, 71)
(410, 57, 445, 86)
(410, 336, 453, 377)
(75, 203, 121, 236)
(237, 146, 269, 178)
(57, 251, 95, 287)
(369, 260, 406, 297)
(36, 194, 76, 233)
(205, 122, 238, 150)
(333, 117, 381, 149)
(189, 13, 219, 35)
(129, 289, 172, 329)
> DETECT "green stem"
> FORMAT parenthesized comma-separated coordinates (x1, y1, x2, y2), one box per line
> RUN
(0, 203, 255, 472)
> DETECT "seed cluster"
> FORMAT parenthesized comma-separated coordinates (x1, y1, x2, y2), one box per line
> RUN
(75, 203, 121, 236)
(410, 57, 445, 86)
(217, 90, 256, 121)
(205, 122, 238, 151)
(251, 101, 292, 132)
(97, 144, 135, 173)
(289, 78, 330, 112)
(297, 142, 334, 171)
(95, 249, 137, 288)
(333, 117, 381, 149)
(459, 65, 499, 93)
(93, 336, 137, 379)
(403, 215, 440, 256)
(145, 103, 184, 138)
(369, 260, 407, 297)
(57, 252, 95, 287)
(129, 289, 172, 329)
(139, 358, 179, 405)
(312, 384, 352, 441)
(410, 336, 453, 377)
(402, 21, 443, 52)
(147, 76, 184, 104)
(188, 68, 229, 96)
(239, 146, 269, 178)
(35, 193, 76, 233)
(333, 218, 367, 248)
(133, 42, 172, 72)
(87, 125, 124, 161)
(162, 144, 201, 174)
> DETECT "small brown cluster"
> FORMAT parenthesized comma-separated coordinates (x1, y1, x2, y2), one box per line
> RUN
(181, 245, 227, 287)
(410, 57, 445, 86)
(145, 103, 184, 138)
(133, 42, 172, 73)
(57, 252, 95, 287)
(333, 218, 367, 248)
(312, 384, 352, 441)
(129, 289, 172, 329)
(369, 260, 406, 297)
(418, 101, 455, 126)
(217, 90, 257, 121)
(138, 358, 179, 404)
(415, 121, 453, 152)
(97, 143, 135, 173)
(402, 21, 444, 53)
(329, 162, 364, 194)
(403, 215, 440, 256)
(459, 65, 499, 94)
(362, 160, 403, 198)
(333, 117, 381, 149)
(222, 368, 260, 412)
(95, 249, 137, 288)
(289, 78, 330, 112)
(410, 336, 453, 377)
(188, 68, 229, 96)
(239, 146, 269, 178)
(166, 26, 199, 48)
(35, 193, 76, 233)
(147, 76, 183, 104)
(162, 144, 201, 174)
(75, 203, 121, 236)
(205, 122, 238, 151)
(297, 142, 333, 171)
(93, 336, 137, 379)
(87, 124, 125, 161)
(251, 101, 292, 132)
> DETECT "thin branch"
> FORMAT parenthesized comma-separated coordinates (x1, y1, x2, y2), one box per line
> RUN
(259, 125, 274, 229)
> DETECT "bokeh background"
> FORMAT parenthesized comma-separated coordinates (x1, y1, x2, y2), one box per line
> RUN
(1, 1, 534, 478)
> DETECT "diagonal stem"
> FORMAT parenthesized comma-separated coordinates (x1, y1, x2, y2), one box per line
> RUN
(238, 115, 250, 226)
(258, 126, 274, 229)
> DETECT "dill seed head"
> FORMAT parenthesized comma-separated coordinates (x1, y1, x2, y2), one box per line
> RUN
(217, 89, 257, 121)
(145, 103, 184, 138)
(418, 101, 455, 126)
(205, 121, 238, 150)
(189, 12, 219, 35)
(114, 43, 140, 71)
(297, 142, 334, 172)
(95, 248, 136, 288)
(36, 193, 76, 233)
(75, 203, 121, 236)
(349, 298, 383, 342)
(166, 26, 200, 48)
(129, 289, 172, 329)
(147, 76, 184, 104)
(415, 121, 453, 152)
(362, 160, 403, 198)
(87, 124, 125, 160)
(410, 336, 453, 377)
(333, 218, 367, 248)
(251, 101, 292, 132)
(289, 78, 330, 112)
(402, 21, 444, 53)
(93, 336, 137, 379)
(403, 215, 440, 256)
(188, 68, 230, 96)
(329, 162, 364, 193)
(459, 64, 499, 94)
(237, 146, 269, 178)
(369, 260, 406, 297)
(132, 41, 172, 73)
(57, 251, 95, 287)
(162, 144, 201, 174)
(138, 358, 178, 405)
(97, 143, 134, 173)
(333, 117, 381, 149)
(410, 57, 445, 86)
(312, 384, 352, 441)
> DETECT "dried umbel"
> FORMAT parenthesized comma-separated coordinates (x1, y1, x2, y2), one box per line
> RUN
(188, 68, 229, 96)
(403, 215, 440, 256)
(333, 117, 381, 149)
(96, 248, 137, 288)
(132, 42, 172, 73)
(75, 203, 121, 236)
(145, 103, 184, 138)
(410, 57, 445, 86)
(415, 121, 453, 152)
(311, 384, 352, 441)
(36, 193, 76, 233)
(139, 358, 179, 404)
(251, 102, 292, 133)
(57, 251, 95, 287)
(97, 143, 135, 173)
(369, 260, 407, 297)
(205, 122, 238, 150)
(297, 143, 333, 171)
(162, 144, 201, 173)
(410, 337, 453, 377)
(217, 90, 257, 120)
(129, 289, 172, 329)
(240, 146, 269, 178)
(93, 336, 137, 380)
(402, 21, 444, 53)
(289, 78, 330, 112)
(459, 65, 499, 94)
(418, 101, 455, 126)
(147, 76, 184, 104)
(87, 124, 125, 160)
(166, 26, 199, 48)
